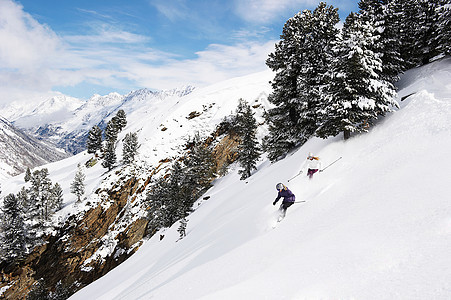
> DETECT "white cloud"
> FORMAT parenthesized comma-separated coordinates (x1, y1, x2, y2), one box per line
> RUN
(0, 0, 67, 104)
(0, 0, 63, 69)
(124, 40, 276, 90)
(65, 23, 150, 45)
(0, 0, 276, 107)
(233, 0, 318, 23)
(149, 0, 189, 22)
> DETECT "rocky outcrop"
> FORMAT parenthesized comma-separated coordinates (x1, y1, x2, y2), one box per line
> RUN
(0, 128, 240, 299)
(0, 176, 151, 299)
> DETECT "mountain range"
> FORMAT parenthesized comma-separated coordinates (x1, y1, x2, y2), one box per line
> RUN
(0, 86, 196, 179)
(0, 116, 69, 180)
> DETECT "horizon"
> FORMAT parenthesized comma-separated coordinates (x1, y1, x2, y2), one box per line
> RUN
(0, 0, 358, 104)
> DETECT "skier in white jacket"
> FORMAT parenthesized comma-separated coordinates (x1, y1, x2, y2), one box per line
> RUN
(301, 152, 322, 179)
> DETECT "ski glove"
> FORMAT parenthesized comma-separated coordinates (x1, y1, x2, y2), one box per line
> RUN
(273, 200, 278, 206)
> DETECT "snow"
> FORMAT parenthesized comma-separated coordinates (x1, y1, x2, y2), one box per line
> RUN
(64, 57, 451, 299)
(1, 57, 450, 299)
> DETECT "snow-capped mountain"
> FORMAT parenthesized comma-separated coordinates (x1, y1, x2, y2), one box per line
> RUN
(0, 86, 196, 155)
(0, 116, 69, 180)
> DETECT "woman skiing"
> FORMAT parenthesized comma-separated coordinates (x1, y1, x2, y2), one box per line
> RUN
(301, 152, 322, 179)
(273, 183, 295, 220)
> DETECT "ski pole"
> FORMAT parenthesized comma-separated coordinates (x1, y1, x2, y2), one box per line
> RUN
(321, 156, 342, 172)
(294, 201, 306, 203)
(287, 170, 303, 182)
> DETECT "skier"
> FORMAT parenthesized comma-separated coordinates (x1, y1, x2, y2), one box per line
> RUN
(273, 183, 295, 220)
(301, 152, 322, 179)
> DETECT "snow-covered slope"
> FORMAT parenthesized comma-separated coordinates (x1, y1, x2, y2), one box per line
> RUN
(0, 87, 196, 155)
(0, 69, 273, 220)
(69, 58, 451, 299)
(0, 116, 69, 180)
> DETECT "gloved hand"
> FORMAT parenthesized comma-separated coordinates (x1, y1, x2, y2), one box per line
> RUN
(273, 200, 277, 206)
(319, 169, 323, 172)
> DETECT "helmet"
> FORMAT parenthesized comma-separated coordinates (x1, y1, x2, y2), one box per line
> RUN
(308, 152, 313, 158)
(276, 183, 284, 191)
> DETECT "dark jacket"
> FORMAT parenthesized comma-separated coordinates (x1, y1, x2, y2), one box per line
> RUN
(275, 188, 295, 203)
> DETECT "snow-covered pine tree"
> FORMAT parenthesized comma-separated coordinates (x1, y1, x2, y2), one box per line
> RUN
(396, 0, 444, 68)
(15, 187, 34, 248)
(51, 183, 64, 211)
(122, 132, 140, 165)
(17, 186, 31, 217)
(183, 132, 216, 199)
(177, 217, 187, 240)
(172, 160, 200, 224)
(24, 167, 32, 182)
(146, 160, 192, 235)
(264, 2, 340, 161)
(436, 0, 451, 57)
(359, 0, 404, 83)
(28, 168, 54, 222)
(115, 109, 127, 131)
(102, 141, 117, 170)
(86, 125, 103, 154)
(395, 0, 422, 69)
(414, 0, 443, 65)
(0, 193, 26, 264)
(145, 176, 172, 232)
(235, 99, 261, 180)
(104, 118, 119, 145)
(70, 164, 85, 202)
(317, 12, 398, 140)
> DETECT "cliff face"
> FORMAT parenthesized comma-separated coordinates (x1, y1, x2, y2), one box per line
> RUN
(0, 175, 151, 299)
(0, 130, 239, 299)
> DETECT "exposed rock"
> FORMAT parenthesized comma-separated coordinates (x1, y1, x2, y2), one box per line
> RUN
(0, 128, 240, 299)
(0, 176, 151, 299)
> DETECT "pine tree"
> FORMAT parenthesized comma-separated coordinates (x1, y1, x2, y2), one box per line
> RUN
(102, 141, 117, 170)
(317, 12, 397, 140)
(436, 0, 451, 57)
(235, 99, 261, 180)
(103, 118, 119, 171)
(122, 132, 140, 165)
(70, 164, 85, 202)
(86, 125, 103, 154)
(17, 187, 31, 218)
(0, 193, 26, 264)
(183, 133, 216, 199)
(145, 176, 173, 231)
(24, 167, 32, 182)
(115, 109, 127, 131)
(27, 168, 62, 223)
(359, 0, 404, 82)
(395, 0, 443, 67)
(264, 2, 340, 160)
(29, 168, 53, 222)
(177, 217, 187, 240)
(51, 183, 64, 211)
(415, 0, 443, 65)
(104, 119, 118, 145)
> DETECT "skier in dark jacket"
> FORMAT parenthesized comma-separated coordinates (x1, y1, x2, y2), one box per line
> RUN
(273, 183, 295, 219)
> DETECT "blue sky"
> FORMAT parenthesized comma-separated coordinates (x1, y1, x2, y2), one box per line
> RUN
(0, 0, 359, 103)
